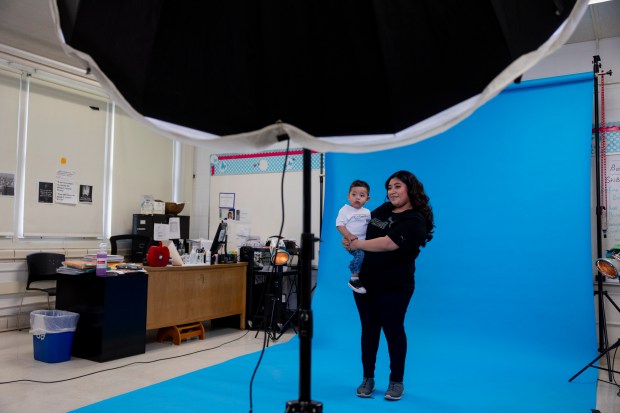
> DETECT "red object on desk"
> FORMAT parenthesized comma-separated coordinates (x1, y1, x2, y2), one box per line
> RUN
(146, 242, 170, 267)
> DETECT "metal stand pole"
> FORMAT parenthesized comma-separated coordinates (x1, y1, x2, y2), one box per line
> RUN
(285, 149, 323, 412)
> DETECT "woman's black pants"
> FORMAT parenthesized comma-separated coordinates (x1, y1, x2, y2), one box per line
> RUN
(353, 287, 414, 383)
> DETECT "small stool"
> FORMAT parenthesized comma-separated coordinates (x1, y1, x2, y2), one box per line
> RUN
(156, 322, 206, 345)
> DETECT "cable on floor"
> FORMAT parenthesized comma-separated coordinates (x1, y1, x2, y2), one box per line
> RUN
(0, 329, 250, 385)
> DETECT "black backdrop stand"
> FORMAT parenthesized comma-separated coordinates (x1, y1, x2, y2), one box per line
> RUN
(570, 55, 617, 383)
(285, 148, 323, 412)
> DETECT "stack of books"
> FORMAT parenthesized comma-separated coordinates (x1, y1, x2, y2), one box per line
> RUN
(83, 254, 124, 263)
(58, 254, 125, 275)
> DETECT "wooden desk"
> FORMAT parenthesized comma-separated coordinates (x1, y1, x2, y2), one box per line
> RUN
(145, 263, 247, 330)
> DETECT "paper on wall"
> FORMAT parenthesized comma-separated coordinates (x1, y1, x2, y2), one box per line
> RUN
(153, 223, 170, 241)
(168, 217, 181, 239)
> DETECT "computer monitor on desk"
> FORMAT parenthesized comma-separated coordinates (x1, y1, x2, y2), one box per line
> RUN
(210, 221, 228, 255)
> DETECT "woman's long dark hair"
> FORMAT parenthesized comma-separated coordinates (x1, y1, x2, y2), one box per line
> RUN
(386, 170, 435, 244)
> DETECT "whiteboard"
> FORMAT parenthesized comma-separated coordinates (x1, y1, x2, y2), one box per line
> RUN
(0, 70, 20, 235)
(22, 78, 108, 237)
(603, 153, 620, 252)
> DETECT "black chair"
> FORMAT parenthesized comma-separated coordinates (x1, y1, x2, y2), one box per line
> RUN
(110, 234, 151, 263)
(17, 252, 64, 327)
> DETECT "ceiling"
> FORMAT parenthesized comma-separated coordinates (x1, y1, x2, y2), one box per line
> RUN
(0, 0, 618, 78)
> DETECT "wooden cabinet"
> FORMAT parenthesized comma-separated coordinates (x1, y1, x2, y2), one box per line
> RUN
(145, 263, 247, 330)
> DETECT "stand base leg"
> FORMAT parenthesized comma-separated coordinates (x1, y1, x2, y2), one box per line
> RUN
(569, 338, 620, 382)
(285, 400, 323, 413)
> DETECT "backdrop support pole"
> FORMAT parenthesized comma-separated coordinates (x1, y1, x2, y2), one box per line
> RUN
(570, 55, 616, 383)
(286, 149, 323, 412)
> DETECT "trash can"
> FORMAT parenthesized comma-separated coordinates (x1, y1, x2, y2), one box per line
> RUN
(29, 310, 80, 363)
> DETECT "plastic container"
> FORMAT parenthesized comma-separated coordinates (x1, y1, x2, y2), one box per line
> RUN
(96, 242, 107, 276)
(30, 310, 80, 363)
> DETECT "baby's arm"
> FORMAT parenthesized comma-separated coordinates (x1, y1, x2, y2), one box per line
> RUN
(337, 225, 358, 242)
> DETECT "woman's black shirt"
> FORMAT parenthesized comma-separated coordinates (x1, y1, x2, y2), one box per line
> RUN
(359, 202, 428, 292)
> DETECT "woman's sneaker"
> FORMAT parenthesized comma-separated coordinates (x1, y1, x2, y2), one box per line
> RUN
(384, 381, 404, 401)
(356, 377, 375, 398)
(348, 278, 367, 294)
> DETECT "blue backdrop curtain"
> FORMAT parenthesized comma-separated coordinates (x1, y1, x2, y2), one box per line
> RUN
(314, 72, 597, 412)
(74, 73, 596, 413)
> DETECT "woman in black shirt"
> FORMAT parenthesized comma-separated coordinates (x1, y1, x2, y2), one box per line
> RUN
(344, 170, 434, 401)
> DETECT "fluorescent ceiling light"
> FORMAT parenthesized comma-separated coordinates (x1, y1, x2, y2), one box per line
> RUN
(589, 0, 612, 4)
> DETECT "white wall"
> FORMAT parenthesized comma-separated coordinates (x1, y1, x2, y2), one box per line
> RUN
(191, 147, 323, 266)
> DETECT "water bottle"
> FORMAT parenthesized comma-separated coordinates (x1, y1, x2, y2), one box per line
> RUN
(96, 242, 107, 276)
(189, 246, 197, 264)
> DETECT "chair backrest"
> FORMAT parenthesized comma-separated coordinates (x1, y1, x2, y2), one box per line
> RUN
(26, 252, 65, 288)
(110, 234, 151, 263)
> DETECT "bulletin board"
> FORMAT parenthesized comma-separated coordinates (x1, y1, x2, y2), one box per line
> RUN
(21, 77, 108, 237)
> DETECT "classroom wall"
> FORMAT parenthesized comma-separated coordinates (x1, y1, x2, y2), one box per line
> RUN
(204, 149, 323, 262)
(0, 64, 193, 330)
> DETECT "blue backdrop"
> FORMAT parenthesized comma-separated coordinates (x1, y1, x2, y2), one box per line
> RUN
(74, 73, 597, 413)
(312, 73, 597, 412)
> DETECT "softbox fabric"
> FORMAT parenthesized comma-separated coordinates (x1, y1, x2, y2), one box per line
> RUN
(52, 0, 588, 153)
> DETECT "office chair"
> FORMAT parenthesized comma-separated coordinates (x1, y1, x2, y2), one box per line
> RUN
(17, 252, 64, 328)
(110, 234, 151, 263)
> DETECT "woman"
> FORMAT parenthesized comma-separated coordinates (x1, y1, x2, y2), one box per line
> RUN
(344, 170, 434, 401)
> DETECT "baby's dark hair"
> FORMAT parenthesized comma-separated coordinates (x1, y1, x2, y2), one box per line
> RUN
(349, 179, 370, 194)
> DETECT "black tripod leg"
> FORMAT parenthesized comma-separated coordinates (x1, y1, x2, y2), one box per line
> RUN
(275, 309, 299, 340)
(569, 338, 620, 382)
(604, 291, 620, 313)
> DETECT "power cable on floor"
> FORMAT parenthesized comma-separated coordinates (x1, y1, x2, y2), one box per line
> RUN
(0, 330, 250, 385)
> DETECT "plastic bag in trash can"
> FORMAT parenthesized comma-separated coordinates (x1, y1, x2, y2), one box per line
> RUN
(29, 310, 79, 337)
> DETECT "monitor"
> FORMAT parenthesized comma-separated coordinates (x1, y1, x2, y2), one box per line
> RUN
(210, 221, 228, 254)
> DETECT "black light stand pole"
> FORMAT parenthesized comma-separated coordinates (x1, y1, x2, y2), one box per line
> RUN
(286, 149, 323, 412)
(592, 55, 608, 359)
(570, 55, 617, 383)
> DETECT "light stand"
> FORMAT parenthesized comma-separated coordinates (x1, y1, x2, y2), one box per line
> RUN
(570, 55, 617, 383)
(285, 148, 323, 412)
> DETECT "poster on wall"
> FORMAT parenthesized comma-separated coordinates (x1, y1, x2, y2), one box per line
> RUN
(79, 184, 93, 204)
(219, 192, 235, 209)
(38, 181, 54, 204)
(0, 172, 15, 197)
(55, 169, 77, 205)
